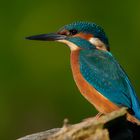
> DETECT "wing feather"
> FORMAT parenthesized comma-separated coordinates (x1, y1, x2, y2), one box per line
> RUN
(79, 50, 136, 110)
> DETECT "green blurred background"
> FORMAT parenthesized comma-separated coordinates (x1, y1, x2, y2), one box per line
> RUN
(1, 0, 140, 139)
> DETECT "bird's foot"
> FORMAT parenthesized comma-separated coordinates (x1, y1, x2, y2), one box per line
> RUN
(82, 112, 103, 122)
(127, 113, 140, 125)
(95, 112, 104, 120)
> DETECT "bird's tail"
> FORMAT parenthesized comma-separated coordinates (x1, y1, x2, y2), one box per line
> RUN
(127, 79, 140, 121)
(131, 92, 140, 120)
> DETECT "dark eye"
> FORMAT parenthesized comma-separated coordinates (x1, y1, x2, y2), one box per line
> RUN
(69, 29, 78, 35)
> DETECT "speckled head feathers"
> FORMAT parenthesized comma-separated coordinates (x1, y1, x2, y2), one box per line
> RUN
(59, 21, 110, 51)
(26, 21, 110, 51)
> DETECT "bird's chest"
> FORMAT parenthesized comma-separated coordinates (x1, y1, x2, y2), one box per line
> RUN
(70, 50, 119, 113)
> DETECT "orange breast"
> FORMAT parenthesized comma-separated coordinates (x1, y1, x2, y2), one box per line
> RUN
(70, 50, 119, 114)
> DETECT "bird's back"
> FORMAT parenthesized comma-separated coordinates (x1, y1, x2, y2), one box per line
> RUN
(79, 49, 140, 120)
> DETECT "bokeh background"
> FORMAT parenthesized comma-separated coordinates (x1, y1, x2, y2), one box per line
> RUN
(1, 0, 140, 139)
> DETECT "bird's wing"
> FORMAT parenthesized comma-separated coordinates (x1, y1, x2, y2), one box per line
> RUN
(79, 49, 139, 112)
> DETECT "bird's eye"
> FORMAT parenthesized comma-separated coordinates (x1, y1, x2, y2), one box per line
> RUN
(69, 29, 78, 35)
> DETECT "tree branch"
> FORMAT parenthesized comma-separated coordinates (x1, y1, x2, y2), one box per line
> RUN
(17, 108, 140, 140)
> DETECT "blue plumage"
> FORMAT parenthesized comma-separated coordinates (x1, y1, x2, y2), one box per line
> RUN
(26, 21, 140, 121)
(79, 49, 140, 120)
(64, 21, 110, 50)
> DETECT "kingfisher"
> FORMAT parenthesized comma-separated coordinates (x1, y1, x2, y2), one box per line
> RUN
(26, 21, 140, 123)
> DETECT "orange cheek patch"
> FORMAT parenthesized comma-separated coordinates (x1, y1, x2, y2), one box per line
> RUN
(74, 33, 93, 40)
(58, 29, 69, 36)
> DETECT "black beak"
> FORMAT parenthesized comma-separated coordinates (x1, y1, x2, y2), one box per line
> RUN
(26, 33, 67, 41)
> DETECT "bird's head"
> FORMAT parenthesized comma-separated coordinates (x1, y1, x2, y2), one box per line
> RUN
(26, 21, 110, 51)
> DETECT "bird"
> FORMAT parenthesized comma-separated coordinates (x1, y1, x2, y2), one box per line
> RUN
(26, 21, 140, 123)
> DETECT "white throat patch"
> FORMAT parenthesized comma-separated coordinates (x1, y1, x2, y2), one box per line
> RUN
(57, 37, 107, 51)
(57, 40, 79, 51)
(89, 37, 107, 51)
